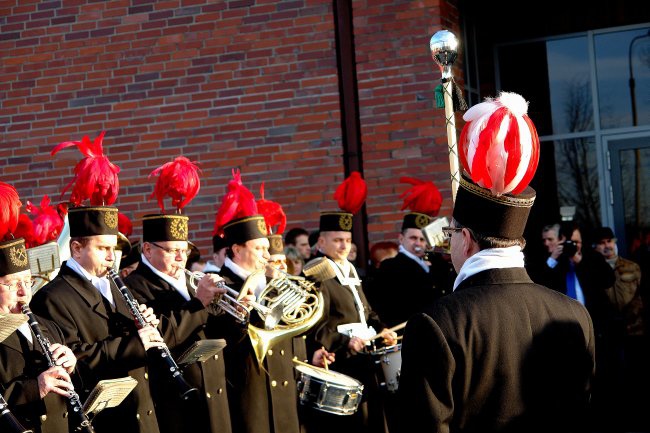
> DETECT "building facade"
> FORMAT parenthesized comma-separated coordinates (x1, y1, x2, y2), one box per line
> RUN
(1, 0, 649, 268)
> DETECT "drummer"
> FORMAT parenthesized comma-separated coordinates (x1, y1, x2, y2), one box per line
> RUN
(305, 172, 397, 433)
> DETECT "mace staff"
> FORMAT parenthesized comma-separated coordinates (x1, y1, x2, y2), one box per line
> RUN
(430, 30, 464, 202)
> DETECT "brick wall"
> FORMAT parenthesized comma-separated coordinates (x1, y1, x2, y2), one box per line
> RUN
(0, 0, 460, 262)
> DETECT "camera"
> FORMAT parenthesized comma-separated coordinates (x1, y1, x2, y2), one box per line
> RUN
(561, 240, 578, 257)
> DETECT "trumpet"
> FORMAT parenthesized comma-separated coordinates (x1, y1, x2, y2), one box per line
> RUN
(183, 270, 283, 330)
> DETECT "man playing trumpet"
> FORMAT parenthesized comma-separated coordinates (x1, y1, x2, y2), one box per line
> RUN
(124, 157, 237, 433)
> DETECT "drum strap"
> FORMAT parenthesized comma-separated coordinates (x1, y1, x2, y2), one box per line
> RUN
(329, 259, 367, 328)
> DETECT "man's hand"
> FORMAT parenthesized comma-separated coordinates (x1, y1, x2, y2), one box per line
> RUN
(312, 348, 335, 368)
(138, 304, 160, 328)
(571, 250, 583, 265)
(238, 285, 257, 309)
(550, 243, 563, 260)
(347, 336, 365, 353)
(138, 326, 165, 351)
(195, 273, 228, 307)
(38, 366, 73, 399)
(49, 343, 77, 374)
(380, 328, 398, 346)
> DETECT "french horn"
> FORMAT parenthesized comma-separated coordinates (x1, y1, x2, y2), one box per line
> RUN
(244, 269, 325, 366)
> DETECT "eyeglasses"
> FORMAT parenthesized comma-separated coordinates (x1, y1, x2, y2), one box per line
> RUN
(0, 279, 34, 292)
(150, 242, 190, 256)
(441, 226, 463, 239)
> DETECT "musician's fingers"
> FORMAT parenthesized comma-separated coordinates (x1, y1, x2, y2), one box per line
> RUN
(49, 379, 74, 397)
(49, 342, 65, 358)
(240, 294, 256, 308)
(52, 366, 72, 383)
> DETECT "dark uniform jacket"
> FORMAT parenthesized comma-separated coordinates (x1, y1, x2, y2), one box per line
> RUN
(124, 263, 232, 433)
(308, 255, 389, 433)
(399, 267, 595, 433)
(537, 249, 615, 334)
(0, 317, 70, 433)
(369, 251, 454, 328)
(219, 264, 301, 433)
(30, 263, 160, 433)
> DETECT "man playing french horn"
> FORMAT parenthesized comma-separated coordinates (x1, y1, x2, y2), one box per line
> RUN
(217, 214, 304, 433)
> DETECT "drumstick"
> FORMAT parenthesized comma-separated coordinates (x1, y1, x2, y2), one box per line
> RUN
(365, 321, 407, 342)
(321, 346, 329, 371)
(293, 358, 330, 375)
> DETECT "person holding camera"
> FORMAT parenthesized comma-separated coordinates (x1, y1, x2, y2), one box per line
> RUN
(539, 222, 622, 432)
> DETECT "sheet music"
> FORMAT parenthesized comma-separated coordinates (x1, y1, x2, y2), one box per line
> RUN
(27, 242, 60, 274)
(83, 377, 138, 416)
(177, 339, 227, 365)
(0, 314, 28, 344)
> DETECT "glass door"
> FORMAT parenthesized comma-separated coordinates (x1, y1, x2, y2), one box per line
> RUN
(605, 134, 650, 258)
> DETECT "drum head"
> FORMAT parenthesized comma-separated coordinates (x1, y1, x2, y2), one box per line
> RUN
(295, 364, 361, 387)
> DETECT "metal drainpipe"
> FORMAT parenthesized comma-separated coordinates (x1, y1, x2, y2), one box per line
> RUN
(333, 0, 369, 272)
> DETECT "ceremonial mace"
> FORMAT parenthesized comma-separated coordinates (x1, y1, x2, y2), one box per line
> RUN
(430, 30, 461, 202)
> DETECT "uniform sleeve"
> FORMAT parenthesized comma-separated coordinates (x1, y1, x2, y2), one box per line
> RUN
(0, 370, 41, 408)
(30, 287, 148, 376)
(398, 312, 455, 433)
(125, 273, 209, 349)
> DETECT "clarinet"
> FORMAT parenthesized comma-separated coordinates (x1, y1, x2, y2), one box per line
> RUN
(106, 269, 198, 400)
(0, 394, 32, 433)
(19, 303, 95, 433)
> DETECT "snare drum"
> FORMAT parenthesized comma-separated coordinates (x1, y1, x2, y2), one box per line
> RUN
(371, 343, 402, 393)
(295, 364, 364, 416)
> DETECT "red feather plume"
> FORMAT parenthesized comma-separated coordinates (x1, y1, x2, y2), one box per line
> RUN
(399, 177, 443, 217)
(149, 156, 201, 213)
(51, 131, 120, 206)
(334, 171, 367, 214)
(213, 169, 258, 236)
(0, 181, 22, 241)
(13, 214, 35, 248)
(25, 195, 64, 246)
(118, 212, 133, 238)
(256, 183, 286, 235)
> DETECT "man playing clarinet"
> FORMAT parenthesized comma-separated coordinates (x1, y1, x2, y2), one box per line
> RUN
(0, 181, 77, 433)
(30, 133, 164, 433)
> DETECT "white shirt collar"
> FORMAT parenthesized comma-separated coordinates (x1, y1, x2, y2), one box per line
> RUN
(65, 257, 114, 305)
(140, 254, 191, 301)
(398, 245, 429, 272)
(224, 257, 251, 281)
(453, 246, 525, 291)
(223, 257, 266, 298)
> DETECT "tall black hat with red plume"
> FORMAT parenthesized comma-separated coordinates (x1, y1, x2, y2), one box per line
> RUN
(319, 171, 367, 232)
(142, 156, 201, 242)
(399, 177, 442, 231)
(0, 181, 29, 276)
(51, 131, 120, 237)
(213, 170, 267, 246)
(453, 92, 540, 239)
